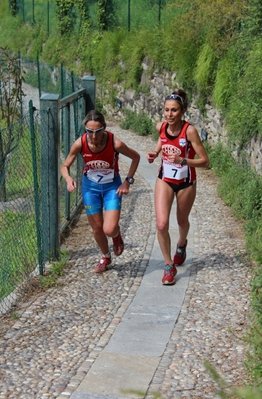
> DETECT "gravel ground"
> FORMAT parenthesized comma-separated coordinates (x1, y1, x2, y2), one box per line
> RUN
(0, 87, 253, 398)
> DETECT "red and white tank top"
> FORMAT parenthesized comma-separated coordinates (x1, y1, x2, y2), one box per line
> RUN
(81, 131, 119, 183)
(159, 121, 196, 185)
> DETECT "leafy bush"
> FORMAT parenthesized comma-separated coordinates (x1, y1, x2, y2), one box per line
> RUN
(205, 141, 234, 176)
(120, 109, 156, 137)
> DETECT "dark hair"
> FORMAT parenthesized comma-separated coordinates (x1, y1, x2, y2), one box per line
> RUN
(83, 110, 106, 127)
(165, 89, 188, 111)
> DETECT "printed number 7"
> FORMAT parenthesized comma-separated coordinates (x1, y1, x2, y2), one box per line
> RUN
(172, 169, 178, 178)
(97, 174, 104, 182)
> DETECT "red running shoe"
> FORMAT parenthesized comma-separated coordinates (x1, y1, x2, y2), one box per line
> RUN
(162, 264, 177, 285)
(113, 232, 124, 256)
(173, 240, 187, 266)
(94, 256, 112, 273)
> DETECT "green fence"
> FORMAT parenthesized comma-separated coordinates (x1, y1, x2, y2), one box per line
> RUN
(0, 111, 43, 315)
(10, 0, 176, 33)
(21, 54, 83, 102)
(0, 75, 96, 317)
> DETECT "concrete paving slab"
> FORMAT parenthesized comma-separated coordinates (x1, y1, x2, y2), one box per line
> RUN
(70, 149, 195, 398)
(72, 352, 160, 399)
(104, 320, 178, 356)
(104, 262, 190, 357)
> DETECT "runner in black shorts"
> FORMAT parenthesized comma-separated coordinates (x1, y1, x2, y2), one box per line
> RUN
(147, 89, 209, 285)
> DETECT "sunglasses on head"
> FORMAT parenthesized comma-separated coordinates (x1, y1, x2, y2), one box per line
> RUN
(165, 94, 184, 105)
(85, 127, 104, 135)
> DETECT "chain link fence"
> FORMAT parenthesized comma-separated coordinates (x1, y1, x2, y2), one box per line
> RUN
(0, 112, 42, 316)
(21, 54, 83, 103)
(0, 71, 95, 317)
(10, 0, 177, 33)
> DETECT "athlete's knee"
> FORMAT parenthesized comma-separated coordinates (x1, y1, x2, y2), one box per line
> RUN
(91, 225, 104, 236)
(177, 218, 190, 229)
(103, 224, 118, 237)
(157, 220, 169, 234)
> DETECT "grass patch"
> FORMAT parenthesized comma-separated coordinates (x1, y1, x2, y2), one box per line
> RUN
(39, 251, 69, 289)
(0, 211, 38, 300)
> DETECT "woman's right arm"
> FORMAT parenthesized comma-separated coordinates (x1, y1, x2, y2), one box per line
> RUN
(61, 137, 82, 192)
(147, 125, 162, 163)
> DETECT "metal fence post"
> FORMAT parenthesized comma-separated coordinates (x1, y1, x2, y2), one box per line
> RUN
(40, 93, 60, 263)
(47, 1, 50, 35)
(81, 76, 96, 114)
(22, 0, 25, 22)
(32, 0, 35, 24)
(64, 102, 71, 221)
(158, 0, 161, 23)
(128, 0, 131, 32)
(28, 100, 44, 274)
(37, 55, 41, 98)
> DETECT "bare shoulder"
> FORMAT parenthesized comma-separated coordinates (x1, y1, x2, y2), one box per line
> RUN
(186, 124, 200, 141)
(71, 136, 82, 152)
(113, 135, 132, 154)
(113, 134, 124, 149)
(156, 122, 163, 132)
(113, 134, 139, 159)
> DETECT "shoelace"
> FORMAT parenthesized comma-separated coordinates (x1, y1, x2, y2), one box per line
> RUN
(176, 245, 186, 256)
(164, 265, 174, 275)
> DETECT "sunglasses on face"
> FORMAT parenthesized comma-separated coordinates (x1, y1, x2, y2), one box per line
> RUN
(85, 127, 104, 135)
(165, 94, 184, 105)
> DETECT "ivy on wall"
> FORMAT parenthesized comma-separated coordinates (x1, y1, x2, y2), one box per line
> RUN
(9, 0, 17, 16)
(97, 0, 107, 32)
(55, 0, 75, 36)
(55, 0, 112, 36)
(55, 0, 91, 36)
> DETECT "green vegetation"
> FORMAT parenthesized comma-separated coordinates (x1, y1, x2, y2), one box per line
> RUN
(2, 0, 261, 147)
(207, 141, 262, 392)
(0, 121, 41, 300)
(0, 210, 38, 300)
(120, 109, 157, 139)
(1, 0, 262, 394)
(205, 361, 262, 399)
(207, 142, 262, 263)
(39, 250, 69, 289)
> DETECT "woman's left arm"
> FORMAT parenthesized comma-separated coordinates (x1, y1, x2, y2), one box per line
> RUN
(185, 125, 210, 168)
(115, 136, 140, 177)
(114, 136, 140, 194)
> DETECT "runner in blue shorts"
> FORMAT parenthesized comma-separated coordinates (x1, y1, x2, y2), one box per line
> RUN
(82, 174, 122, 216)
(61, 110, 140, 273)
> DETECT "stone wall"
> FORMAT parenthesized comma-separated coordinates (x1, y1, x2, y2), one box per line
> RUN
(102, 60, 262, 174)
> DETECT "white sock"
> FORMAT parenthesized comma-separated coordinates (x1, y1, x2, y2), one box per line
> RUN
(113, 230, 120, 239)
(103, 252, 111, 258)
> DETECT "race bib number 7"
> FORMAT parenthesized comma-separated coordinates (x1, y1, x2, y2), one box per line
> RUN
(163, 160, 188, 180)
(87, 168, 114, 184)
